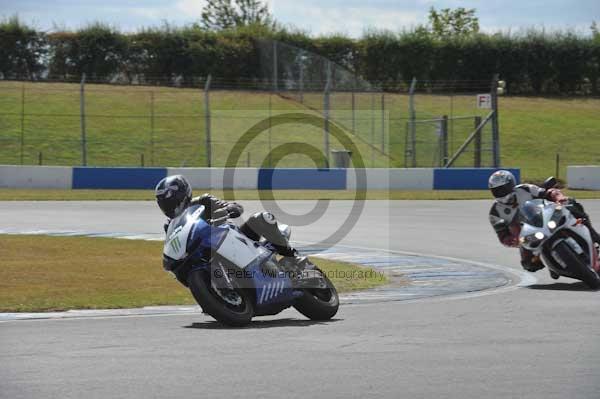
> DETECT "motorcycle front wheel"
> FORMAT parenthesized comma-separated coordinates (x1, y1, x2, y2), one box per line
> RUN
(554, 241, 600, 289)
(293, 269, 339, 320)
(188, 270, 254, 327)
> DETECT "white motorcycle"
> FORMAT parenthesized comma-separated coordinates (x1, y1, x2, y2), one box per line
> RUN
(519, 180, 600, 289)
(162, 204, 339, 326)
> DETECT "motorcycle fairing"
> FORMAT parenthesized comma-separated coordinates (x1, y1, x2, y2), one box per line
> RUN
(520, 199, 598, 277)
(162, 204, 300, 311)
(164, 205, 206, 260)
(216, 227, 270, 269)
(244, 261, 297, 312)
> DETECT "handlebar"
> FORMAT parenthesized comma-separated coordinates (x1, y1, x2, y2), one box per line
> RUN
(207, 209, 234, 226)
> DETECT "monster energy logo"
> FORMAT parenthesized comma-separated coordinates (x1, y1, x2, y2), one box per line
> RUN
(170, 236, 182, 252)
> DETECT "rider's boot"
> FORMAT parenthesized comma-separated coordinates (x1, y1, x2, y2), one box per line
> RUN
(583, 220, 600, 246)
(567, 200, 600, 245)
(275, 244, 309, 270)
(520, 249, 545, 272)
(549, 270, 560, 280)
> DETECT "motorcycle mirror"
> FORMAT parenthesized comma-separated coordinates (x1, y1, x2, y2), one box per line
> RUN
(543, 177, 557, 189)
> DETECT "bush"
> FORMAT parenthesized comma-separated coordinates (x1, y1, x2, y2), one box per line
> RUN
(0, 16, 46, 79)
(1, 20, 598, 95)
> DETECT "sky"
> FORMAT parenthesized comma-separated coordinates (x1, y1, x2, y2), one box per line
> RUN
(1, 0, 598, 37)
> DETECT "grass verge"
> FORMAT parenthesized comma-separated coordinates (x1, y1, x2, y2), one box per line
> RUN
(1, 188, 599, 201)
(2, 81, 600, 179)
(0, 235, 388, 312)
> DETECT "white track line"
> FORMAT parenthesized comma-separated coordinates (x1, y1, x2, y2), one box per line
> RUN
(297, 240, 537, 300)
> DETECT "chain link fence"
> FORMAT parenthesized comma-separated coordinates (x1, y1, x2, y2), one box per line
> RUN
(3, 40, 597, 178)
(0, 40, 396, 169)
(0, 75, 499, 170)
(403, 78, 500, 168)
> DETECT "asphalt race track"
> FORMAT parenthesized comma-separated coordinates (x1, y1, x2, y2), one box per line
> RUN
(1, 200, 600, 399)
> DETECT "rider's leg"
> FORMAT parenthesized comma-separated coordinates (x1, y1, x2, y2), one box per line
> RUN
(239, 212, 322, 287)
(520, 247, 544, 272)
(567, 200, 600, 245)
(239, 212, 300, 257)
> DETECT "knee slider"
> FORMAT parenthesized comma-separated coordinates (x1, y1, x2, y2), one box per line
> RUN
(260, 211, 277, 225)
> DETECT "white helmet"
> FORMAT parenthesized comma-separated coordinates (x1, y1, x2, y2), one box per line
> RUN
(488, 170, 516, 204)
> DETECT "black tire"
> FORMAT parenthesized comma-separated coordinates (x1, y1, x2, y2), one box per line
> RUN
(188, 270, 254, 327)
(554, 241, 600, 289)
(293, 270, 339, 320)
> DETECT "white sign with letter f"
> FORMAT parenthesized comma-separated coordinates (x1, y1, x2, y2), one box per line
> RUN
(477, 94, 492, 109)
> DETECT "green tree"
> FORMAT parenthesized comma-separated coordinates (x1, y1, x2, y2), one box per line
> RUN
(47, 23, 128, 80)
(0, 15, 46, 79)
(200, 0, 273, 30)
(592, 21, 600, 42)
(428, 7, 479, 38)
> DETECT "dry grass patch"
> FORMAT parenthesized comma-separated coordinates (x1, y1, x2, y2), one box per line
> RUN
(0, 235, 387, 312)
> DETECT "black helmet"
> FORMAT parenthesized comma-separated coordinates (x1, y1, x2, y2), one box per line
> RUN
(155, 175, 192, 218)
(488, 170, 516, 204)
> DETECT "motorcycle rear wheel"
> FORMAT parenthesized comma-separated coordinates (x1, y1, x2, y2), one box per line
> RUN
(293, 269, 339, 320)
(554, 241, 600, 289)
(188, 270, 254, 327)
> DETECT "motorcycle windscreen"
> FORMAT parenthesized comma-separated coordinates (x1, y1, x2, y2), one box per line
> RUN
(164, 205, 205, 260)
(519, 199, 545, 228)
(215, 228, 268, 268)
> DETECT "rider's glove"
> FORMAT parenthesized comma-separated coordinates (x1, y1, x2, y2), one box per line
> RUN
(199, 193, 216, 207)
(545, 188, 568, 204)
(502, 236, 520, 247)
(211, 208, 229, 220)
(226, 203, 242, 218)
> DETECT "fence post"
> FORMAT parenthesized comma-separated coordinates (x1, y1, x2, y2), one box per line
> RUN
(408, 77, 417, 168)
(441, 115, 448, 166)
(299, 52, 304, 104)
(370, 92, 375, 166)
(150, 91, 155, 166)
(80, 73, 87, 166)
(273, 41, 278, 92)
(204, 75, 212, 167)
(323, 62, 331, 168)
(491, 74, 500, 168)
(381, 92, 385, 154)
(268, 91, 272, 167)
(351, 77, 356, 134)
(323, 61, 331, 168)
(20, 82, 25, 165)
(474, 116, 482, 168)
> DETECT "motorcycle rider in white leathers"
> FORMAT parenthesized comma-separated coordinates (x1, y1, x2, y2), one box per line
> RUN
(488, 170, 600, 273)
(155, 175, 306, 267)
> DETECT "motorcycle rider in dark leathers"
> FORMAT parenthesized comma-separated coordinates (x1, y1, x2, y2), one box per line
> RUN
(155, 175, 307, 267)
(488, 170, 600, 275)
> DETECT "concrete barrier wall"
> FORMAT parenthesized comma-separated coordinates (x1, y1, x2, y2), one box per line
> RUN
(346, 168, 434, 190)
(258, 168, 346, 190)
(567, 166, 600, 190)
(0, 165, 72, 188)
(433, 168, 521, 190)
(167, 168, 258, 189)
(72, 167, 167, 189)
(0, 165, 521, 190)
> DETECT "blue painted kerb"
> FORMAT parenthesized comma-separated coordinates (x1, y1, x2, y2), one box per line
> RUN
(72, 167, 167, 189)
(258, 168, 347, 190)
(433, 168, 521, 190)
